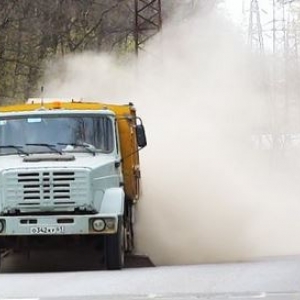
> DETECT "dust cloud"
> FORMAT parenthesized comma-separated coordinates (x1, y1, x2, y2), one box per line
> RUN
(42, 8, 300, 265)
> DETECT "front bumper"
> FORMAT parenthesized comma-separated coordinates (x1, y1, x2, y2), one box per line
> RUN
(0, 214, 118, 236)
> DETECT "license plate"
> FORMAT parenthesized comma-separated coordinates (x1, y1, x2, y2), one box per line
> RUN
(30, 226, 64, 235)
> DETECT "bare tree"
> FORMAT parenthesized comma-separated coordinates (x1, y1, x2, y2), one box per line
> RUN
(0, 0, 134, 102)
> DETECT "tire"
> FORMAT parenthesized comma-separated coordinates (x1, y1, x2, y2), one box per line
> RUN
(105, 217, 124, 270)
(125, 200, 134, 253)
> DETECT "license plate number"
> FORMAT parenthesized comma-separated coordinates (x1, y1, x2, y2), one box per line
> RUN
(30, 226, 64, 235)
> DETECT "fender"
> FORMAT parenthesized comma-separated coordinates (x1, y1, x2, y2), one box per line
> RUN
(100, 187, 125, 215)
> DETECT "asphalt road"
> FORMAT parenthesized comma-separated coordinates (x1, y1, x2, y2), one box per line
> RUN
(0, 250, 300, 300)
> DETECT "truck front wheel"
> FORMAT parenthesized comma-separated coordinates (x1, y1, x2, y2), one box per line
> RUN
(105, 217, 125, 270)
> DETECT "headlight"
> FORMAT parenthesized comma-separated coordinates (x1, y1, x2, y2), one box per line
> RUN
(92, 219, 105, 232)
(105, 218, 116, 230)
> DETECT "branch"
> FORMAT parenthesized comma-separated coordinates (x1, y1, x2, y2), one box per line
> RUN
(70, 0, 129, 52)
(0, 57, 41, 69)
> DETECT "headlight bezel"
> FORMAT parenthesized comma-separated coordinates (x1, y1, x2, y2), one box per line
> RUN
(0, 219, 5, 233)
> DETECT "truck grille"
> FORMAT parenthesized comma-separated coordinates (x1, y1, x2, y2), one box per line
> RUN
(4, 169, 90, 211)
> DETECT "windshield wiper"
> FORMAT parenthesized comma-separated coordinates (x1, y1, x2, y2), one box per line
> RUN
(58, 142, 96, 156)
(0, 145, 29, 156)
(26, 143, 62, 155)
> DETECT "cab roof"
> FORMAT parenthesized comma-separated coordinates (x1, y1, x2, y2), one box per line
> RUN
(0, 99, 136, 118)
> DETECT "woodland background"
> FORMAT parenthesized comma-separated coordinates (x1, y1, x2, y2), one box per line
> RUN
(0, 0, 189, 103)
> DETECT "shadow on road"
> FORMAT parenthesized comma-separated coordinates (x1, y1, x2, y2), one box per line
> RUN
(1, 248, 154, 273)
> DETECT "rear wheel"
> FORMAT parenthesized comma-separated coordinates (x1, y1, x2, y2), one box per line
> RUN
(105, 217, 125, 270)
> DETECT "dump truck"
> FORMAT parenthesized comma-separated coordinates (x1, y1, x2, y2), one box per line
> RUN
(0, 99, 147, 270)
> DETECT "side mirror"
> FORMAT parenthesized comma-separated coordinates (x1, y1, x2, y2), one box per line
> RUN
(136, 124, 147, 148)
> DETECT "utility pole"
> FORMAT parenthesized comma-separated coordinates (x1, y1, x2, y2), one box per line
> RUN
(272, 0, 286, 56)
(283, 1, 300, 133)
(269, 0, 300, 150)
(269, 0, 286, 151)
(248, 0, 264, 54)
(134, 0, 162, 55)
(271, 0, 300, 132)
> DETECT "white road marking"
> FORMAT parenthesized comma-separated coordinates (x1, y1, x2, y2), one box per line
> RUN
(252, 293, 267, 298)
(229, 293, 266, 299)
(0, 298, 39, 300)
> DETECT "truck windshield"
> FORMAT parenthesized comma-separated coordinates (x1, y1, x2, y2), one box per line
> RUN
(0, 115, 114, 155)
